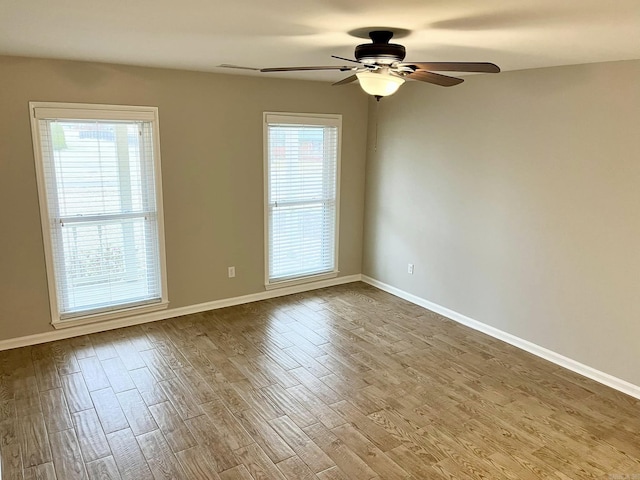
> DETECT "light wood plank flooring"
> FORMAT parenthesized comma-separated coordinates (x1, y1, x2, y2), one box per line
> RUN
(1, 282, 639, 479)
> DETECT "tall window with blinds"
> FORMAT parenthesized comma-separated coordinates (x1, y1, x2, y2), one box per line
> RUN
(30, 103, 168, 327)
(264, 113, 341, 286)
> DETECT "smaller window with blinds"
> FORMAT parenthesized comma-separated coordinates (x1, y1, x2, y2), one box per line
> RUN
(264, 112, 341, 288)
(29, 102, 168, 328)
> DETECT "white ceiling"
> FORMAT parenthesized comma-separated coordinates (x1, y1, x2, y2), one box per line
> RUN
(1, 0, 639, 82)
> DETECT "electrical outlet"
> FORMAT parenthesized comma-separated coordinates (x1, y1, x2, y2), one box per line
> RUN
(228, 266, 236, 278)
(408, 263, 414, 275)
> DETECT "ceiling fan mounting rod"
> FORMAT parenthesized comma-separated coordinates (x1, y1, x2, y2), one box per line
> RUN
(369, 30, 394, 44)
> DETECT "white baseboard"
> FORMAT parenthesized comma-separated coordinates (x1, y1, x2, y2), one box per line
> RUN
(0, 274, 362, 352)
(361, 275, 640, 401)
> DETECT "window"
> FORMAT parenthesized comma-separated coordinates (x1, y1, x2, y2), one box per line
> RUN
(264, 113, 341, 287)
(30, 102, 168, 327)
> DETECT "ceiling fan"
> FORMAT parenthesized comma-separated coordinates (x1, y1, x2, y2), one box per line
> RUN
(220, 30, 500, 100)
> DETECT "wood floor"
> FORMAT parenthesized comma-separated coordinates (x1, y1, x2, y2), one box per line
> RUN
(1, 283, 639, 479)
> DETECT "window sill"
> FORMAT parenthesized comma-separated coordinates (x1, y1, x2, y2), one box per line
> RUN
(52, 301, 169, 329)
(265, 271, 338, 291)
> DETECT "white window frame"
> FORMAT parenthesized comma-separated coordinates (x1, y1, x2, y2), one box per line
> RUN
(29, 102, 169, 329)
(263, 112, 342, 290)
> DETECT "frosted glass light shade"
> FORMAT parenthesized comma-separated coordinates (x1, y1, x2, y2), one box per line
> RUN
(356, 71, 405, 97)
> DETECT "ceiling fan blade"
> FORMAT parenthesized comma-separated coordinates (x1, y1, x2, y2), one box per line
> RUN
(407, 70, 464, 87)
(217, 64, 260, 71)
(260, 66, 355, 72)
(404, 62, 500, 73)
(331, 55, 362, 64)
(332, 75, 358, 86)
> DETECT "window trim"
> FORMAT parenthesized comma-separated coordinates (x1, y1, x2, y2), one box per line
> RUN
(263, 112, 342, 289)
(29, 102, 169, 329)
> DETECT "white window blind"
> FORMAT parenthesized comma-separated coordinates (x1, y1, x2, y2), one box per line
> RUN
(30, 103, 168, 325)
(265, 113, 341, 284)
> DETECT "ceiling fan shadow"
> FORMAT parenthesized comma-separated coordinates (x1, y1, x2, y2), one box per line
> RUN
(428, 9, 585, 31)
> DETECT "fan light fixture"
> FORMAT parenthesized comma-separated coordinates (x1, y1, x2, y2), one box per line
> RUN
(356, 71, 405, 97)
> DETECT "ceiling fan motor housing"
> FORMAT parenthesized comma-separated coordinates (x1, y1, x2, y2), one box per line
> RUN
(355, 30, 406, 65)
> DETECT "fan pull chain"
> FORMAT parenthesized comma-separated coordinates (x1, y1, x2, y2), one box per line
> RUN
(374, 97, 379, 152)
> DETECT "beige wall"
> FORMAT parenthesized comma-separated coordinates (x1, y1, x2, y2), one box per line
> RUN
(0, 55, 368, 341)
(363, 60, 640, 386)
